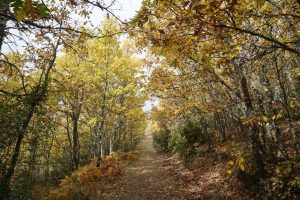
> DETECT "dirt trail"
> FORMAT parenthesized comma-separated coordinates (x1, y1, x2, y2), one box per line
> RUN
(95, 134, 187, 200)
(88, 134, 254, 200)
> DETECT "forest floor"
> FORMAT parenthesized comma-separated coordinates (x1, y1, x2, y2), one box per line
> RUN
(84, 134, 253, 200)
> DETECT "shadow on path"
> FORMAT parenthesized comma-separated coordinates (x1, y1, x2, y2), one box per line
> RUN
(95, 134, 186, 200)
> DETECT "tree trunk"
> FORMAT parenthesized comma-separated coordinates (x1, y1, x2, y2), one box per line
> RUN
(0, 106, 35, 200)
(27, 134, 38, 190)
(203, 122, 212, 152)
(240, 71, 265, 179)
(71, 90, 84, 170)
(274, 61, 299, 156)
(109, 136, 113, 155)
(0, 0, 9, 52)
(72, 117, 80, 170)
(65, 114, 73, 170)
(95, 121, 104, 167)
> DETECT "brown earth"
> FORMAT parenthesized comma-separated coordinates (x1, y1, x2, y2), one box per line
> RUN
(85, 134, 253, 200)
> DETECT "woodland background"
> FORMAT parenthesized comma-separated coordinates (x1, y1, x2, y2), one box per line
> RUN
(0, 0, 300, 199)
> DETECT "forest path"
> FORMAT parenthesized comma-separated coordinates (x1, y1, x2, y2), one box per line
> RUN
(94, 134, 187, 200)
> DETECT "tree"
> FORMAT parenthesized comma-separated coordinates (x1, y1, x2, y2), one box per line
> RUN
(132, 0, 300, 189)
(0, 1, 122, 198)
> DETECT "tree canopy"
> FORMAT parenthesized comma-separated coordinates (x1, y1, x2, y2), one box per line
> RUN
(0, 0, 299, 199)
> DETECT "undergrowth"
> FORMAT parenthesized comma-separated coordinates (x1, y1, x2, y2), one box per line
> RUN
(37, 152, 137, 200)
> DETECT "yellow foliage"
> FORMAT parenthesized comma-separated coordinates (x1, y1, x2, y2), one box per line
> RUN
(127, 152, 138, 160)
(77, 172, 89, 185)
(262, 116, 268, 123)
(118, 151, 138, 160)
(44, 152, 137, 200)
(106, 155, 114, 161)
(238, 158, 246, 171)
(107, 167, 115, 176)
(92, 168, 103, 180)
(59, 176, 72, 187)
(228, 160, 234, 166)
(272, 113, 283, 120)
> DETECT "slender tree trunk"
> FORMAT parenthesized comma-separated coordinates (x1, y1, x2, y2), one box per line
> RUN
(72, 117, 80, 170)
(96, 55, 110, 166)
(262, 65, 285, 157)
(203, 122, 212, 152)
(220, 113, 226, 141)
(71, 90, 84, 170)
(256, 91, 269, 150)
(0, 106, 35, 200)
(0, 0, 9, 52)
(44, 131, 54, 183)
(240, 70, 265, 179)
(214, 112, 226, 141)
(95, 121, 104, 167)
(238, 117, 248, 138)
(27, 134, 38, 190)
(274, 61, 299, 156)
(66, 114, 73, 169)
(109, 136, 113, 155)
(100, 141, 104, 158)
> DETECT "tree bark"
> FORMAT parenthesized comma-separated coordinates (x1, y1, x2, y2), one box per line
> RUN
(274, 57, 299, 156)
(71, 90, 83, 170)
(72, 117, 80, 170)
(95, 53, 110, 166)
(0, 106, 35, 200)
(240, 69, 265, 179)
(0, 0, 9, 52)
(95, 120, 104, 167)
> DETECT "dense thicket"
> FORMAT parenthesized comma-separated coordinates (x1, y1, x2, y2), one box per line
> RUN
(132, 0, 300, 199)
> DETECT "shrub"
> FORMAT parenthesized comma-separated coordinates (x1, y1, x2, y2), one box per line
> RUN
(168, 129, 190, 158)
(153, 119, 211, 158)
(168, 120, 204, 158)
(120, 140, 137, 152)
(153, 129, 170, 152)
(262, 158, 300, 199)
(42, 152, 128, 200)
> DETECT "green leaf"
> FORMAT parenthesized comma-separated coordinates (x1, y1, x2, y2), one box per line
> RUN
(35, 3, 51, 18)
(11, 0, 24, 13)
(15, 8, 27, 22)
